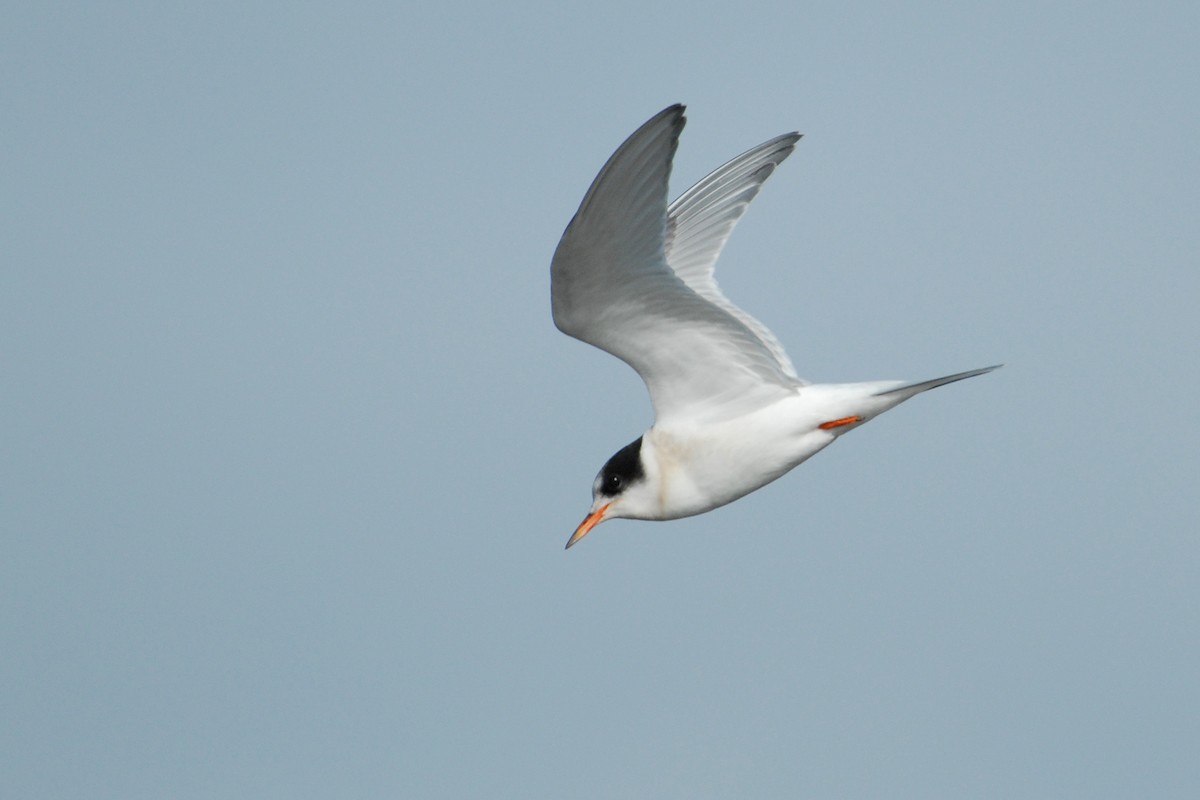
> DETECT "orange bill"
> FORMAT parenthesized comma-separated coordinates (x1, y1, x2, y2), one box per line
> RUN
(565, 503, 611, 549)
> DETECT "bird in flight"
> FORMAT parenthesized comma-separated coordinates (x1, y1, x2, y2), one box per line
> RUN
(551, 104, 998, 549)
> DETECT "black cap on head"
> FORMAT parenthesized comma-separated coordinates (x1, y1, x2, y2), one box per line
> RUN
(597, 436, 644, 497)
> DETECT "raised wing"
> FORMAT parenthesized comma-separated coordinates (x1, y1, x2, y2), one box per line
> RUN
(665, 133, 804, 382)
(551, 105, 801, 422)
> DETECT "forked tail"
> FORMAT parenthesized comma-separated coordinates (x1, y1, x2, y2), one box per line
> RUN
(872, 364, 1003, 401)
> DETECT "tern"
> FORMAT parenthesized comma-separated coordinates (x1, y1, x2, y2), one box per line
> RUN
(552, 104, 998, 549)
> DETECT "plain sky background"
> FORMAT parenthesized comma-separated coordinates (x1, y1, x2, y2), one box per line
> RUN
(4, 2, 1198, 798)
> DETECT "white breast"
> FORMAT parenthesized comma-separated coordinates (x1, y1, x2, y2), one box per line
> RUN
(646, 394, 838, 518)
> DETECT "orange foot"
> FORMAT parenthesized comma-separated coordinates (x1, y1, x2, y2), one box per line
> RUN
(819, 415, 863, 431)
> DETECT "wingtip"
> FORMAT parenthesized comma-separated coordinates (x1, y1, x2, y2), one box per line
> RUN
(762, 132, 803, 160)
(657, 103, 687, 125)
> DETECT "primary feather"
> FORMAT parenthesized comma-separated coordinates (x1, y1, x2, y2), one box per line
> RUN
(551, 105, 802, 422)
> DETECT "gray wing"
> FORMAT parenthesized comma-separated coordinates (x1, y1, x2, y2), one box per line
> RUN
(551, 105, 800, 422)
(665, 133, 805, 383)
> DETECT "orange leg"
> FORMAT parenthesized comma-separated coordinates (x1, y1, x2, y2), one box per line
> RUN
(819, 415, 863, 430)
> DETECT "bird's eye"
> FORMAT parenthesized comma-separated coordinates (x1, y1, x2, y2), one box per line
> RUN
(604, 474, 623, 494)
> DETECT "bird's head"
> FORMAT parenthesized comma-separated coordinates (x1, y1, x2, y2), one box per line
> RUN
(565, 435, 661, 549)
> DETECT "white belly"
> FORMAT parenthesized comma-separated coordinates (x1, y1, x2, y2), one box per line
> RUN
(646, 382, 913, 518)
(648, 397, 839, 518)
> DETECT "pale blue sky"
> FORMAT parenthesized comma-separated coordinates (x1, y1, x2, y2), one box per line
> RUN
(4, 2, 1198, 798)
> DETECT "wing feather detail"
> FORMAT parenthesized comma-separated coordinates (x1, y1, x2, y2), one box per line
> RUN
(551, 105, 802, 422)
(665, 133, 804, 382)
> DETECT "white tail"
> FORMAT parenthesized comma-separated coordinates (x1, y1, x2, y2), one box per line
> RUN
(872, 365, 1003, 401)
